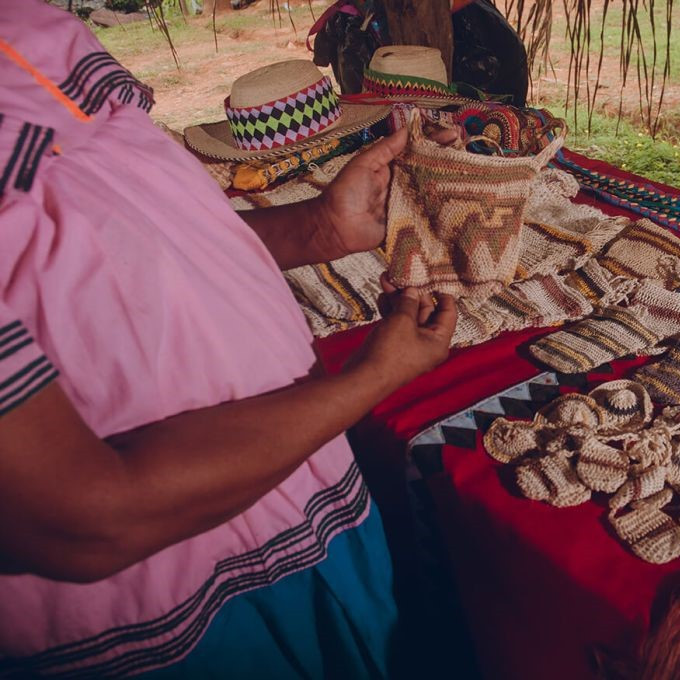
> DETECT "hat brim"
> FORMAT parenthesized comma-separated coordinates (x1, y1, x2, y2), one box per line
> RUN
(184, 103, 391, 161)
(588, 379, 653, 432)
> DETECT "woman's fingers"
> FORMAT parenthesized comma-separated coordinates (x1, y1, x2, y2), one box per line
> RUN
(426, 294, 458, 340)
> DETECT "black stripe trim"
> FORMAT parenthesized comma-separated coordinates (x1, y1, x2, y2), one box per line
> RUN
(0, 337, 33, 362)
(59, 52, 118, 97)
(0, 368, 58, 417)
(66, 59, 121, 102)
(56, 485, 370, 679)
(599, 311, 658, 345)
(3, 462, 365, 673)
(17, 127, 54, 192)
(0, 122, 30, 195)
(81, 73, 140, 115)
(0, 355, 48, 393)
(0, 320, 22, 338)
(0, 327, 28, 349)
(0, 359, 54, 407)
(13, 124, 41, 192)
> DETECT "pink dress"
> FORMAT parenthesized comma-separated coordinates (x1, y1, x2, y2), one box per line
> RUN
(0, 3, 397, 677)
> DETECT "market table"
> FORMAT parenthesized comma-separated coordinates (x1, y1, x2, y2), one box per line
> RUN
(313, 150, 680, 680)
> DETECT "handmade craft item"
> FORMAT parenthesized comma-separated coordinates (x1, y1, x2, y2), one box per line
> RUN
(555, 154, 680, 231)
(574, 436, 630, 493)
(588, 379, 653, 434)
(598, 218, 680, 289)
(362, 46, 454, 106)
(633, 342, 680, 406)
(518, 169, 629, 280)
(529, 280, 680, 374)
(383, 99, 564, 158)
(608, 488, 680, 564)
(515, 455, 592, 507)
(385, 108, 565, 300)
(184, 60, 389, 161)
(483, 380, 680, 563)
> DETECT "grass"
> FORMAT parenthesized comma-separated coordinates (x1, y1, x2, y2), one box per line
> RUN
(530, 0, 680, 186)
(538, 99, 680, 187)
(94, 5, 314, 62)
(550, 4, 680, 80)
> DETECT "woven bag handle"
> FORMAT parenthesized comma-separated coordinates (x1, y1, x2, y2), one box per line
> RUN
(463, 134, 505, 155)
(532, 118, 568, 167)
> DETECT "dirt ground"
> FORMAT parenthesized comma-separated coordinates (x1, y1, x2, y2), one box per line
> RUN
(99, 1, 330, 131)
(97, 0, 680, 140)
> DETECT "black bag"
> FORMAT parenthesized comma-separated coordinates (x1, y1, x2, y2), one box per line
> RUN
(312, 2, 387, 94)
(452, 0, 529, 107)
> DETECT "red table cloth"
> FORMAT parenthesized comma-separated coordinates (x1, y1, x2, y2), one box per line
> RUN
(314, 151, 680, 680)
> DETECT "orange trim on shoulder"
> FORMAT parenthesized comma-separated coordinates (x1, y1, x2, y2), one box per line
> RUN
(0, 38, 92, 123)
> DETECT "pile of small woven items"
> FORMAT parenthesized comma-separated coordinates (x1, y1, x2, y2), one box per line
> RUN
(484, 379, 680, 564)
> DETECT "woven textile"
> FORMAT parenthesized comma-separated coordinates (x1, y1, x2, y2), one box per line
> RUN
(483, 380, 680, 563)
(529, 280, 680, 373)
(555, 153, 680, 231)
(285, 250, 386, 335)
(450, 259, 611, 347)
(235, 163, 626, 341)
(385, 101, 564, 158)
(518, 169, 629, 280)
(598, 217, 680, 288)
(609, 488, 680, 564)
(385, 108, 564, 299)
(225, 75, 342, 152)
(633, 342, 680, 406)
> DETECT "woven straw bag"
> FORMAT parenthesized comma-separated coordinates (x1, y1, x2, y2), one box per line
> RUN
(385, 108, 566, 300)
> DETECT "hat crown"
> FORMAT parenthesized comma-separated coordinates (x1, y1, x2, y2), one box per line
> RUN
(368, 46, 449, 86)
(230, 60, 327, 109)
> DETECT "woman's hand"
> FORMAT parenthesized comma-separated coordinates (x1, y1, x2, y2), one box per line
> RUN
(347, 274, 458, 391)
(315, 127, 408, 257)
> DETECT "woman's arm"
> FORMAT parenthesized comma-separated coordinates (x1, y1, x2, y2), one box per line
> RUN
(0, 289, 456, 583)
(237, 129, 407, 269)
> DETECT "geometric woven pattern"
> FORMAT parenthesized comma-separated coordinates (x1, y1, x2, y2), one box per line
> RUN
(385, 108, 564, 299)
(407, 368, 613, 478)
(555, 153, 680, 231)
(363, 67, 453, 100)
(226, 76, 341, 151)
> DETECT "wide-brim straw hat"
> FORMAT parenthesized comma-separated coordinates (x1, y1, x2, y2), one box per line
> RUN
(184, 60, 390, 161)
(361, 45, 457, 108)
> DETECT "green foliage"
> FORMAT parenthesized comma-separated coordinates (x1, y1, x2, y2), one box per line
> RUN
(540, 99, 680, 188)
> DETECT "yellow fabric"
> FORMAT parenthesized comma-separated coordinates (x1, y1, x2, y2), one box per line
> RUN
(232, 139, 341, 191)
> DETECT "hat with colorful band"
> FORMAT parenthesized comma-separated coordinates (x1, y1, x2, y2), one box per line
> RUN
(184, 60, 390, 161)
(225, 75, 342, 152)
(362, 46, 457, 108)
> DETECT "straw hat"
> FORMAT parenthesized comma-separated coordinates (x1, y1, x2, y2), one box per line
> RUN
(589, 380, 653, 434)
(184, 60, 390, 161)
(362, 46, 456, 107)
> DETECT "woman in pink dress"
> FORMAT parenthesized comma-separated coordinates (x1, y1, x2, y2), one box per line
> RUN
(0, 2, 456, 677)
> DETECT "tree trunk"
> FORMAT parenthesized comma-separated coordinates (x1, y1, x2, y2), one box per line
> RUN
(382, 0, 453, 82)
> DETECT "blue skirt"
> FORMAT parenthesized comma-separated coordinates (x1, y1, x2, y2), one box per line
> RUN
(144, 502, 400, 679)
